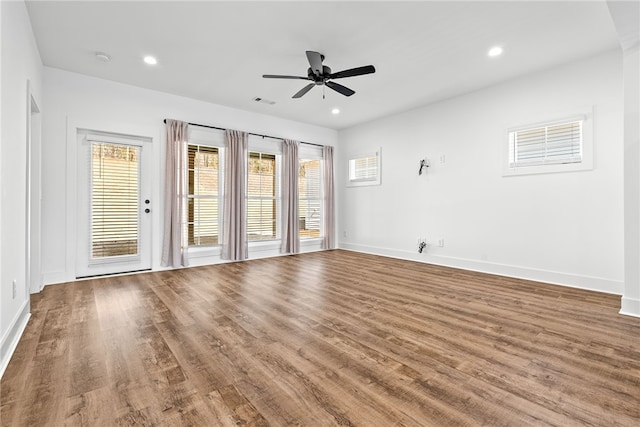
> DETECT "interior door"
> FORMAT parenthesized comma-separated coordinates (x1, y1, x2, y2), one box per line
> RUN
(76, 131, 152, 278)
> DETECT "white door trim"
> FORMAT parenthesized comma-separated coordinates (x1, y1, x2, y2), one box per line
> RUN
(26, 80, 42, 294)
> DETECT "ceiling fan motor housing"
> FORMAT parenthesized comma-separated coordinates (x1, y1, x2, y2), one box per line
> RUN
(308, 66, 332, 84)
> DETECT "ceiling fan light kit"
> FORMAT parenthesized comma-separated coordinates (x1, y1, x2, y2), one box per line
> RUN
(263, 51, 375, 99)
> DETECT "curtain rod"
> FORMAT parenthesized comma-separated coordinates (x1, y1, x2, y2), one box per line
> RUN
(163, 119, 324, 148)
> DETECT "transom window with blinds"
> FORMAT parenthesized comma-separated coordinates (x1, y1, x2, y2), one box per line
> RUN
(348, 149, 381, 186)
(508, 119, 583, 168)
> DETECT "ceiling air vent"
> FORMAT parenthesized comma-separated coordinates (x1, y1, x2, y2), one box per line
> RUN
(252, 97, 276, 105)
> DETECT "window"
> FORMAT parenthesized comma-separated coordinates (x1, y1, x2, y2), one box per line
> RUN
(299, 159, 321, 238)
(509, 119, 582, 167)
(247, 152, 279, 241)
(91, 142, 140, 257)
(184, 131, 325, 252)
(505, 114, 592, 176)
(187, 144, 220, 246)
(348, 149, 381, 186)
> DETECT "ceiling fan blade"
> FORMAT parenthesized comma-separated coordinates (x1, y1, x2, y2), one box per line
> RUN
(306, 51, 323, 76)
(329, 65, 376, 80)
(326, 81, 355, 97)
(292, 83, 315, 98)
(263, 74, 309, 80)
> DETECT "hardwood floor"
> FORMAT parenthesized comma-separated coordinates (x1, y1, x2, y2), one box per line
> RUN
(1, 250, 639, 426)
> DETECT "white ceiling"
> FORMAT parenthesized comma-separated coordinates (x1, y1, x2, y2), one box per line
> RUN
(25, 1, 620, 130)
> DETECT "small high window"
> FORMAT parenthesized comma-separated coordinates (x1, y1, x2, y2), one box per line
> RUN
(504, 114, 592, 176)
(509, 119, 582, 167)
(348, 149, 381, 186)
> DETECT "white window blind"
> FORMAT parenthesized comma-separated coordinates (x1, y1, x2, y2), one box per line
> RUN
(299, 159, 321, 239)
(349, 154, 379, 181)
(509, 119, 583, 168)
(187, 144, 220, 246)
(247, 152, 279, 241)
(90, 142, 140, 258)
(348, 149, 381, 187)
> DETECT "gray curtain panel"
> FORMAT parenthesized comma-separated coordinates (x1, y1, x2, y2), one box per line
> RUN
(161, 119, 189, 267)
(322, 145, 336, 249)
(281, 140, 300, 254)
(221, 129, 249, 260)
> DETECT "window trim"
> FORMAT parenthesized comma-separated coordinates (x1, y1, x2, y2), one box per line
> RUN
(503, 110, 593, 177)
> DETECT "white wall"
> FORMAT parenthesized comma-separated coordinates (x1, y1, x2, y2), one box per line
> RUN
(338, 50, 624, 294)
(1, 0, 43, 375)
(41, 67, 338, 285)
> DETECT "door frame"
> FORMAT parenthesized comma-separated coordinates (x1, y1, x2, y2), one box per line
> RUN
(26, 80, 42, 294)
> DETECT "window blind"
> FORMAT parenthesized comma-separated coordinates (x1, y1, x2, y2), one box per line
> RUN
(349, 154, 378, 181)
(90, 142, 140, 258)
(247, 152, 279, 241)
(509, 120, 582, 167)
(187, 144, 220, 246)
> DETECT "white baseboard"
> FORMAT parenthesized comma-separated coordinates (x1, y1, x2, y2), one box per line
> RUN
(339, 242, 624, 295)
(0, 300, 31, 379)
(620, 296, 640, 318)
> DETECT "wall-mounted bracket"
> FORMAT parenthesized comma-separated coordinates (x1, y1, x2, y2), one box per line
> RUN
(418, 238, 427, 253)
(419, 158, 430, 175)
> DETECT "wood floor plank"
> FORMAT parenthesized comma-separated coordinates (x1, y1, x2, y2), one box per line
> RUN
(2, 250, 639, 426)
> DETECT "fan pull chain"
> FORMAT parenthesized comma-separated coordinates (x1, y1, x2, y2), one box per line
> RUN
(323, 85, 325, 100)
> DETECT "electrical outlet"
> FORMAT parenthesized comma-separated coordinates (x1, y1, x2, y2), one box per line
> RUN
(12, 280, 17, 299)
(440, 154, 446, 164)
(438, 238, 445, 247)
(343, 230, 348, 238)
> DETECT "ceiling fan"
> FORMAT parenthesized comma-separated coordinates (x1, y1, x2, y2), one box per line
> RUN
(263, 51, 376, 99)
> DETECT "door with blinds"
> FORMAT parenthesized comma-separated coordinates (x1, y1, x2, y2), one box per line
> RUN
(76, 131, 152, 278)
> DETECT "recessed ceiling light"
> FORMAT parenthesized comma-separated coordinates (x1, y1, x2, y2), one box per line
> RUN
(143, 55, 157, 65)
(331, 108, 340, 115)
(95, 52, 111, 62)
(488, 46, 503, 57)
